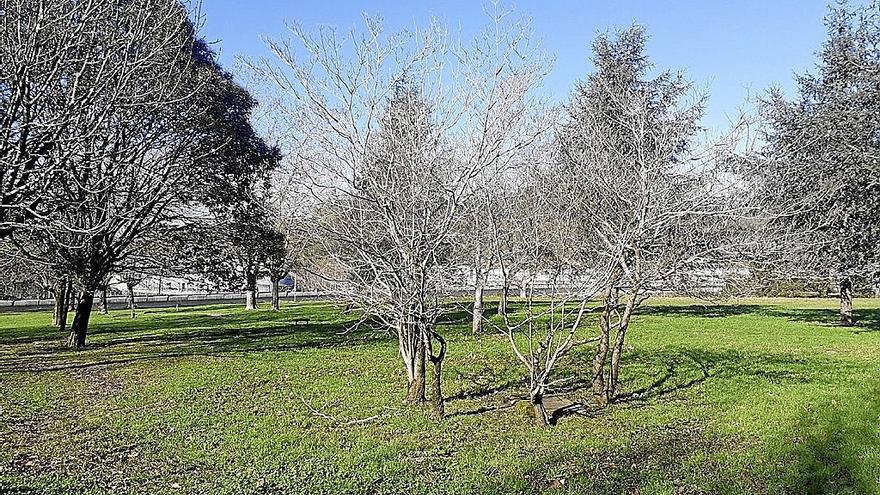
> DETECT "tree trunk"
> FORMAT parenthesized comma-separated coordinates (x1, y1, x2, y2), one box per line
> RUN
(53, 278, 68, 327)
(840, 276, 854, 326)
(245, 290, 257, 310)
(126, 283, 136, 318)
(591, 309, 611, 406)
(607, 292, 637, 399)
(53, 284, 62, 326)
(428, 331, 447, 419)
(67, 290, 94, 349)
(99, 289, 109, 314)
(245, 271, 258, 310)
(57, 281, 71, 333)
(472, 284, 484, 334)
(68, 283, 77, 311)
(497, 281, 509, 316)
(591, 288, 615, 407)
(271, 277, 280, 311)
(405, 339, 427, 403)
(531, 391, 549, 427)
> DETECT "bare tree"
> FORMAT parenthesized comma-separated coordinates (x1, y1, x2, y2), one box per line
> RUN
(482, 26, 761, 426)
(119, 270, 146, 319)
(557, 26, 760, 406)
(253, 4, 547, 415)
(456, 194, 496, 334)
(483, 158, 606, 426)
(1, 0, 142, 237)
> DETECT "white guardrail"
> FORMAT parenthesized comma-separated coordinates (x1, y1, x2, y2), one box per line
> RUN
(0, 291, 331, 309)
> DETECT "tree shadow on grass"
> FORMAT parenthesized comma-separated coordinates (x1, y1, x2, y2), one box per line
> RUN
(446, 348, 720, 422)
(766, 382, 880, 494)
(464, 346, 851, 426)
(444, 366, 526, 418)
(612, 349, 714, 405)
(539, 349, 719, 425)
(446, 378, 522, 402)
(505, 418, 735, 494)
(0, 306, 384, 373)
(637, 303, 766, 319)
(638, 300, 880, 334)
(766, 306, 880, 334)
(485, 354, 879, 493)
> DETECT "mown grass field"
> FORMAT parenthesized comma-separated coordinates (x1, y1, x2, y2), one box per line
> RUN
(1, 297, 880, 494)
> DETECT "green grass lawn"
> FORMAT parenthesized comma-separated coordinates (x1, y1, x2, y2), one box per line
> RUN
(1, 298, 880, 494)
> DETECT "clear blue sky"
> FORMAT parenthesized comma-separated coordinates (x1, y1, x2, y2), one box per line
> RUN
(198, 0, 851, 133)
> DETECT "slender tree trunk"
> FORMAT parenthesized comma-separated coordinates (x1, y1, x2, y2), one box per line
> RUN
(472, 284, 484, 334)
(608, 330, 627, 399)
(840, 276, 854, 326)
(53, 285, 61, 326)
(99, 289, 109, 315)
(497, 281, 509, 316)
(53, 278, 68, 327)
(607, 292, 637, 399)
(591, 288, 615, 407)
(57, 282, 70, 334)
(126, 283, 136, 318)
(67, 290, 94, 349)
(531, 389, 549, 427)
(591, 309, 611, 406)
(428, 332, 446, 419)
(430, 358, 444, 418)
(245, 271, 258, 310)
(271, 277, 280, 311)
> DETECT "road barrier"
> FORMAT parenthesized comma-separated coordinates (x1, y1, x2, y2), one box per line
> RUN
(0, 291, 332, 311)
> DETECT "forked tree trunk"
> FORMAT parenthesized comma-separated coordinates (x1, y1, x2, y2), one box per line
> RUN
(67, 290, 94, 349)
(840, 276, 854, 326)
(531, 390, 549, 427)
(472, 284, 484, 334)
(245, 271, 258, 310)
(270, 277, 280, 311)
(399, 319, 428, 404)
